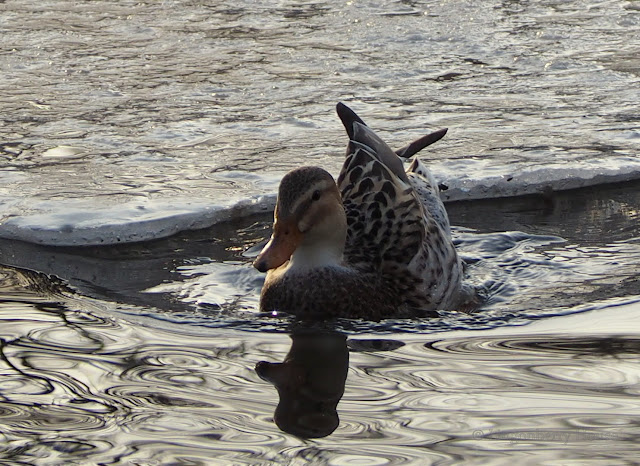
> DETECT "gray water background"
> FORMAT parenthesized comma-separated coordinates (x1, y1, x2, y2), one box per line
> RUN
(1, 0, 640, 463)
(1, 0, 639, 245)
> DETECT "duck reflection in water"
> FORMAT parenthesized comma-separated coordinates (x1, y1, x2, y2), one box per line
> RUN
(255, 330, 348, 438)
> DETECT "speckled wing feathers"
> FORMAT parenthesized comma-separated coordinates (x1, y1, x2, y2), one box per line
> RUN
(335, 107, 464, 311)
(407, 157, 452, 236)
(338, 145, 425, 277)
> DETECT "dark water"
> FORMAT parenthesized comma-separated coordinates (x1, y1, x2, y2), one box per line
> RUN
(1, 182, 639, 464)
(1, 268, 640, 464)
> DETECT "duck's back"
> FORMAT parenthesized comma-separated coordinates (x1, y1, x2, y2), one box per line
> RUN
(336, 116, 463, 311)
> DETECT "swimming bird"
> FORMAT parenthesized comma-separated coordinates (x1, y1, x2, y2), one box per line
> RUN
(254, 103, 466, 319)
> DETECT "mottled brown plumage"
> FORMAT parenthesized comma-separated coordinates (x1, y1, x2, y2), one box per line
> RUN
(254, 103, 467, 319)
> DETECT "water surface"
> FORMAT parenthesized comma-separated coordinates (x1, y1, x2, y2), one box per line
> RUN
(1, 0, 639, 244)
(1, 181, 640, 463)
(1, 0, 640, 463)
(1, 265, 640, 464)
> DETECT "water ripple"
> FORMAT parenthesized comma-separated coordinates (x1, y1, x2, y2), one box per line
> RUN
(0, 271, 639, 463)
(0, 3, 639, 463)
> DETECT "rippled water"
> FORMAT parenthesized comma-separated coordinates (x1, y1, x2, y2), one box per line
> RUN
(1, 181, 639, 463)
(1, 265, 640, 464)
(1, 0, 640, 463)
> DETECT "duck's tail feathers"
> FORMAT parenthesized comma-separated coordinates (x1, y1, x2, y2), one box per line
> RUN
(336, 102, 367, 139)
(337, 102, 409, 183)
(396, 128, 448, 158)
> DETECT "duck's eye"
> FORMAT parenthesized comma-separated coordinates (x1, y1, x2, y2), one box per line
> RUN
(311, 190, 321, 201)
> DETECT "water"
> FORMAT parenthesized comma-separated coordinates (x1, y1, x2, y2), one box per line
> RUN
(0, 0, 639, 245)
(1, 0, 640, 463)
(1, 267, 640, 464)
(1, 181, 639, 463)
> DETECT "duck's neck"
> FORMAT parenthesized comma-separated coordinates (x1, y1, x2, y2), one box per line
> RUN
(288, 240, 344, 271)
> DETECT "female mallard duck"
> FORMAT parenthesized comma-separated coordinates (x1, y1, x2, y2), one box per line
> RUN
(254, 103, 466, 319)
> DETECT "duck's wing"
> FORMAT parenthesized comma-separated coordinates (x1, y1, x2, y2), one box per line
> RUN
(335, 103, 464, 311)
(336, 104, 426, 274)
(336, 102, 448, 160)
(407, 157, 452, 236)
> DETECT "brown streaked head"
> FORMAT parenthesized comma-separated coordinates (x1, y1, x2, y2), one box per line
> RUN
(254, 166, 345, 272)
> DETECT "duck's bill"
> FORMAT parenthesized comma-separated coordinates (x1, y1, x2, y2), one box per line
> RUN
(253, 222, 302, 272)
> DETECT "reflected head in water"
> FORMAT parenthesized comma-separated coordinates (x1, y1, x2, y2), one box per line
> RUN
(255, 330, 348, 438)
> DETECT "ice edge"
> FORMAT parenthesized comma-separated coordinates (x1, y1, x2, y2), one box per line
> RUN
(1, 164, 639, 247)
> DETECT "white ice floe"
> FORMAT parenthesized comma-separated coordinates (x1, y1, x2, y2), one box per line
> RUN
(0, 196, 275, 246)
(0, 155, 639, 247)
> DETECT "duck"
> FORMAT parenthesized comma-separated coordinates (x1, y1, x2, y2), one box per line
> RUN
(253, 103, 466, 319)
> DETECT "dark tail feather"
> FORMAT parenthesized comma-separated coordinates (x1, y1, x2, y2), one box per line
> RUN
(336, 102, 367, 139)
(395, 128, 448, 158)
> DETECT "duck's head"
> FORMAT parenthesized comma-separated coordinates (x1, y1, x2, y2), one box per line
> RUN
(254, 166, 347, 273)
